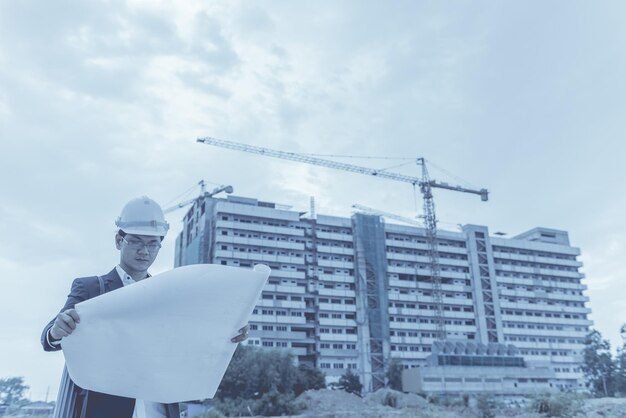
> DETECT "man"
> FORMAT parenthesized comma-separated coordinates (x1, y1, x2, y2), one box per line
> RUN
(42, 196, 248, 418)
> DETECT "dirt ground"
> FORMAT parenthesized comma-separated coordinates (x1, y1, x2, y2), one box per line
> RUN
(289, 389, 626, 418)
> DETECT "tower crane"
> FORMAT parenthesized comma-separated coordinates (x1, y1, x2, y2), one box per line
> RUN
(163, 180, 234, 214)
(196, 136, 488, 341)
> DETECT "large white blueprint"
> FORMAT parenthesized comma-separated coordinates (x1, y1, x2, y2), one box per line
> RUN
(61, 263, 270, 403)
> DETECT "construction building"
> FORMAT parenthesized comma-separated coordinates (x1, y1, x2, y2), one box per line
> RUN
(174, 194, 591, 394)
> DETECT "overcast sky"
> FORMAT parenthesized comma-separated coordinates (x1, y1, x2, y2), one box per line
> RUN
(1, 0, 625, 401)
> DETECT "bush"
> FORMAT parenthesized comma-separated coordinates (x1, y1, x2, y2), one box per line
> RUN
(383, 391, 397, 408)
(293, 364, 326, 396)
(256, 390, 304, 416)
(386, 358, 403, 391)
(530, 392, 584, 417)
(475, 394, 496, 418)
(212, 397, 255, 417)
(337, 370, 363, 397)
(213, 346, 325, 416)
(202, 409, 225, 418)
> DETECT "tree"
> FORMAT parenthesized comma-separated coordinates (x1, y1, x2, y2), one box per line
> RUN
(337, 369, 362, 397)
(582, 329, 615, 397)
(615, 347, 626, 397)
(0, 377, 29, 406)
(293, 364, 326, 396)
(214, 345, 322, 416)
(216, 345, 299, 400)
(615, 323, 626, 396)
(386, 358, 403, 391)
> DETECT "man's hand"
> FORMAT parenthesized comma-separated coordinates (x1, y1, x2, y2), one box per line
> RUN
(50, 309, 80, 340)
(231, 324, 249, 343)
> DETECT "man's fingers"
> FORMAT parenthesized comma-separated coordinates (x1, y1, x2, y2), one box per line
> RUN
(56, 320, 73, 334)
(60, 313, 77, 330)
(238, 324, 249, 333)
(66, 309, 80, 323)
(51, 325, 69, 339)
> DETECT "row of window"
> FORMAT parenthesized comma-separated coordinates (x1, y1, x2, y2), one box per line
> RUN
(391, 274, 470, 287)
(503, 322, 585, 330)
(493, 246, 577, 261)
(319, 363, 357, 369)
(502, 297, 586, 308)
(554, 367, 580, 373)
(318, 297, 355, 305)
(388, 301, 474, 313)
(319, 327, 357, 334)
(221, 245, 304, 257)
(389, 262, 469, 273)
(252, 309, 303, 317)
(319, 313, 355, 320)
(495, 259, 579, 272)
(391, 345, 432, 352)
(319, 343, 357, 350)
(502, 310, 587, 319)
(389, 316, 473, 326)
(246, 338, 291, 348)
(519, 350, 573, 357)
(497, 271, 583, 285)
(499, 285, 584, 296)
(504, 335, 584, 344)
(230, 229, 303, 243)
(386, 235, 467, 249)
(386, 247, 468, 261)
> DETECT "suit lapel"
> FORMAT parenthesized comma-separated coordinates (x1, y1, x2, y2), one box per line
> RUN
(102, 268, 124, 293)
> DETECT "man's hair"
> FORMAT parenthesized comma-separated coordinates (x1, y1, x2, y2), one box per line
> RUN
(117, 229, 164, 242)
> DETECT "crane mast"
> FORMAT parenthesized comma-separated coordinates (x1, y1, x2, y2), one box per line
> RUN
(419, 159, 446, 340)
(196, 137, 488, 343)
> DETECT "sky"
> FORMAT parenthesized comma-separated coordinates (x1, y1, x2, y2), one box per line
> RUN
(1, 0, 625, 401)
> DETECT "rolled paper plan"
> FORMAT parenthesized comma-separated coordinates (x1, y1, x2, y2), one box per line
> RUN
(61, 264, 271, 403)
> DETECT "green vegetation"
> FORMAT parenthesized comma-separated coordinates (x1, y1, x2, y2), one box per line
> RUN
(582, 323, 626, 397)
(335, 369, 363, 397)
(213, 345, 325, 416)
(530, 392, 584, 417)
(386, 358, 403, 391)
(475, 393, 496, 418)
(0, 376, 29, 412)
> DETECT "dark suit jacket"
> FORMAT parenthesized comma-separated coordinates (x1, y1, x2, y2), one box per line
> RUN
(42, 268, 180, 418)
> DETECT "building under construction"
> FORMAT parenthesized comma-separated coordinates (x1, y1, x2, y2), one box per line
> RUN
(174, 194, 591, 394)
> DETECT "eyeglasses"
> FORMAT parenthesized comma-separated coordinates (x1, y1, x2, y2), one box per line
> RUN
(122, 237, 162, 252)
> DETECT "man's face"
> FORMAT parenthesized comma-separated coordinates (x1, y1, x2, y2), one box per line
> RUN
(115, 233, 161, 274)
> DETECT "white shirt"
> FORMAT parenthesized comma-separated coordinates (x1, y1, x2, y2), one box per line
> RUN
(115, 266, 168, 418)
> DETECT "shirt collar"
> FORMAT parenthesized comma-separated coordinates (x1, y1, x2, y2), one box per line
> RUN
(116, 265, 151, 287)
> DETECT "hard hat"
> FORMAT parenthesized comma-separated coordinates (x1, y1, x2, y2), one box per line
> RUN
(115, 196, 169, 237)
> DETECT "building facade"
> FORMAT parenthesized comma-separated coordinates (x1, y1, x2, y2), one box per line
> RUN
(174, 195, 591, 392)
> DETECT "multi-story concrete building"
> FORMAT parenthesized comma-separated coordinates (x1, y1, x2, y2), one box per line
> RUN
(174, 194, 591, 393)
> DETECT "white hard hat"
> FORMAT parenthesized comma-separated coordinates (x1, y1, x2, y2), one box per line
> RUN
(115, 196, 169, 237)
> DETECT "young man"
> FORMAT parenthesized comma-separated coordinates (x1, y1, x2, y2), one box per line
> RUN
(42, 196, 248, 418)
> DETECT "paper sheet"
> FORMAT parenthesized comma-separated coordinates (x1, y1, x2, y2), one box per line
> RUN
(61, 263, 270, 403)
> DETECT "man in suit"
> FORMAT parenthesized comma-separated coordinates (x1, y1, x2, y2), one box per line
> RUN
(42, 196, 249, 418)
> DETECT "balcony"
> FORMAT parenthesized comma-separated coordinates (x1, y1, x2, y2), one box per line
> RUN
(215, 220, 305, 236)
(316, 231, 353, 242)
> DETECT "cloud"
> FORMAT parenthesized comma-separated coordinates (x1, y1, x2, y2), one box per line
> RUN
(2, 0, 626, 400)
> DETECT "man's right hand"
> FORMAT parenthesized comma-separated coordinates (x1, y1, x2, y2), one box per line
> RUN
(50, 309, 81, 340)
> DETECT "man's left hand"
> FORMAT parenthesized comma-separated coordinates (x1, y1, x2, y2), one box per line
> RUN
(231, 324, 249, 343)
